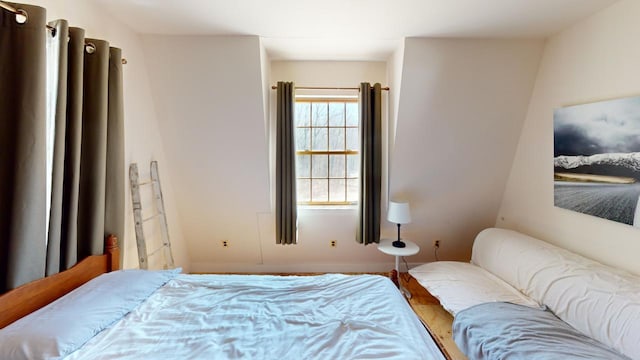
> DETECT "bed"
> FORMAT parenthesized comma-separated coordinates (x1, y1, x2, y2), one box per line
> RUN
(409, 228, 639, 360)
(0, 236, 445, 360)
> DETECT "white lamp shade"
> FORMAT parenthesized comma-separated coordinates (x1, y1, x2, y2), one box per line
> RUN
(387, 201, 411, 224)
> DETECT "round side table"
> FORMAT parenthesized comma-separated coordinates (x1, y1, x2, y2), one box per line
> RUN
(378, 238, 420, 289)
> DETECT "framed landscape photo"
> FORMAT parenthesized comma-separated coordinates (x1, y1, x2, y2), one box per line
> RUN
(554, 95, 640, 227)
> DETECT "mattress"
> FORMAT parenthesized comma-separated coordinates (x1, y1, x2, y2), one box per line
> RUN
(63, 273, 444, 359)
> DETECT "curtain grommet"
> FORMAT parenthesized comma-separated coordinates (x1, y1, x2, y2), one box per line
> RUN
(15, 8, 27, 24)
(85, 42, 96, 54)
(47, 25, 57, 37)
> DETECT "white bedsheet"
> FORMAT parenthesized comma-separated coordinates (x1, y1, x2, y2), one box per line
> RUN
(64, 274, 444, 360)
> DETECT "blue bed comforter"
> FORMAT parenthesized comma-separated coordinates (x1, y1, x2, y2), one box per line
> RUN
(452, 302, 631, 360)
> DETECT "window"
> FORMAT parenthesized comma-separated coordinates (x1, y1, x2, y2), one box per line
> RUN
(295, 96, 359, 205)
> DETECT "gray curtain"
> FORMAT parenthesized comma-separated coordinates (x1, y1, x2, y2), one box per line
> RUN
(0, 3, 47, 291)
(56, 26, 86, 272)
(76, 38, 111, 259)
(275, 81, 297, 245)
(357, 83, 382, 245)
(45, 19, 70, 275)
(0, 3, 125, 290)
(105, 47, 125, 265)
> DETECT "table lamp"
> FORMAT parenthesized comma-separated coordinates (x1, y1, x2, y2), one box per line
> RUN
(387, 201, 411, 248)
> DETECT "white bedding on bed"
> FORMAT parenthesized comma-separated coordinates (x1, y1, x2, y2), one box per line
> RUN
(63, 274, 444, 360)
(0, 269, 180, 360)
(472, 228, 640, 360)
(409, 261, 540, 315)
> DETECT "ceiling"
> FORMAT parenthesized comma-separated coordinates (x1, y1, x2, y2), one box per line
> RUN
(95, 0, 617, 60)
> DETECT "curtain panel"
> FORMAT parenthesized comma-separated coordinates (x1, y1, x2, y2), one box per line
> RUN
(275, 81, 297, 245)
(357, 83, 382, 245)
(0, 3, 47, 291)
(0, 3, 125, 291)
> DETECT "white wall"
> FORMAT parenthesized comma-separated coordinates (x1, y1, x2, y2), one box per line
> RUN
(272, 61, 387, 88)
(141, 36, 273, 271)
(393, 38, 544, 262)
(259, 39, 271, 140)
(498, 0, 640, 275)
(262, 61, 395, 273)
(138, 35, 545, 272)
(139, 48, 403, 272)
(21, 0, 190, 271)
(387, 40, 406, 159)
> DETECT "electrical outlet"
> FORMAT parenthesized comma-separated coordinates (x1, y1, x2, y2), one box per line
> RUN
(433, 240, 440, 248)
(330, 240, 337, 247)
(222, 240, 229, 248)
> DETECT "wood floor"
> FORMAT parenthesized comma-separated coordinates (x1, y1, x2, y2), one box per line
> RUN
(399, 273, 468, 360)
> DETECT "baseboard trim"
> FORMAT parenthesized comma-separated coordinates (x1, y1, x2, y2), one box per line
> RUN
(189, 262, 426, 274)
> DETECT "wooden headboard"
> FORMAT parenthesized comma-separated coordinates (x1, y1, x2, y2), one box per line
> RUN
(0, 235, 120, 328)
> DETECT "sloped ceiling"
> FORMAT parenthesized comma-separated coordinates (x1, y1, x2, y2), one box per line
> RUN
(95, 0, 616, 60)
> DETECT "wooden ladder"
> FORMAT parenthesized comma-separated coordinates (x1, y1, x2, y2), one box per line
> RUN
(129, 161, 175, 270)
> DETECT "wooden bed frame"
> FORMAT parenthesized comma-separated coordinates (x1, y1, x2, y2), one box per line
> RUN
(0, 235, 120, 328)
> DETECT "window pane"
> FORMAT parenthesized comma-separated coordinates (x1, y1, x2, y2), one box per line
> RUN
(329, 179, 346, 202)
(329, 128, 345, 151)
(311, 179, 328, 202)
(311, 154, 328, 177)
(347, 154, 359, 178)
(329, 103, 345, 126)
(329, 155, 345, 178)
(346, 102, 358, 126)
(297, 179, 311, 202)
(293, 98, 360, 205)
(296, 154, 310, 177)
(295, 128, 310, 151)
(347, 179, 359, 202)
(295, 102, 310, 126)
(312, 128, 328, 150)
(346, 128, 359, 150)
(312, 102, 328, 126)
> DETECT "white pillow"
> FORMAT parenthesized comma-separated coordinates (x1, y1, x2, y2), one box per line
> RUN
(0, 268, 181, 360)
(409, 261, 539, 315)
(471, 227, 565, 297)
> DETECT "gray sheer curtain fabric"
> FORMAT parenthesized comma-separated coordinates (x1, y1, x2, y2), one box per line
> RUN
(0, 3, 125, 291)
(357, 83, 382, 245)
(275, 81, 297, 245)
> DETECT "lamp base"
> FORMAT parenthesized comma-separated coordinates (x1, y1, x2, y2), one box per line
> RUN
(392, 240, 406, 248)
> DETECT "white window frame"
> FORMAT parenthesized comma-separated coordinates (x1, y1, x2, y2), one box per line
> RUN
(294, 95, 360, 206)
(268, 87, 388, 213)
